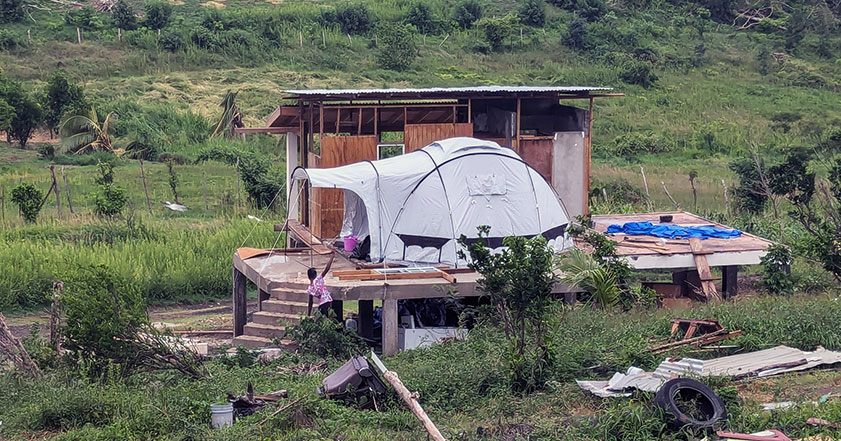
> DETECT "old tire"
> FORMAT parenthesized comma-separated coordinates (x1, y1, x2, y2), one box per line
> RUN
(654, 378, 727, 430)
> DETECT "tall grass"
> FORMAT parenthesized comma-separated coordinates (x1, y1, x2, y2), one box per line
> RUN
(0, 217, 281, 311)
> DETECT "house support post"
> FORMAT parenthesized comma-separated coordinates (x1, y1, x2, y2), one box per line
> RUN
(382, 297, 398, 356)
(257, 288, 270, 312)
(286, 132, 299, 222)
(722, 266, 738, 299)
(331, 300, 343, 322)
(358, 299, 374, 340)
(233, 267, 248, 337)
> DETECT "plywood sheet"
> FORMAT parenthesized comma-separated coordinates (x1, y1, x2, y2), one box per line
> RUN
(405, 123, 473, 152)
(520, 138, 554, 183)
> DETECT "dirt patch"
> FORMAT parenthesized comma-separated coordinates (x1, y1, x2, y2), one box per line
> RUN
(202, 1, 225, 8)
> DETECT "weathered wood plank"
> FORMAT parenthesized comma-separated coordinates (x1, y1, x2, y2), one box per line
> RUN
(689, 238, 722, 302)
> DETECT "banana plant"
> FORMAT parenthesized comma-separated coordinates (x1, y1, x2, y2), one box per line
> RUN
(59, 107, 117, 154)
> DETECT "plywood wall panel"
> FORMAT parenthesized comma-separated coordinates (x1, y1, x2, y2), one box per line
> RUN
(405, 123, 473, 152)
(520, 139, 554, 184)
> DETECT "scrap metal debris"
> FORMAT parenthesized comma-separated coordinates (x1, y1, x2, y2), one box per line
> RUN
(578, 346, 841, 398)
(226, 382, 288, 416)
(716, 430, 792, 441)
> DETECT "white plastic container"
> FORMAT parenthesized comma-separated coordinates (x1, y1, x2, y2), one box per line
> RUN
(210, 403, 234, 428)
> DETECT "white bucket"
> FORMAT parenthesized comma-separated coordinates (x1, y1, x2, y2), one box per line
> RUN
(210, 403, 234, 428)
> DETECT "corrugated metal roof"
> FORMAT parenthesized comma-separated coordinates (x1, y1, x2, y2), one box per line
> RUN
(284, 85, 613, 98)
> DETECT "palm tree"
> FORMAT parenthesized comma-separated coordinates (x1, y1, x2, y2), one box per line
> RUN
(59, 107, 117, 154)
(210, 91, 243, 139)
(560, 249, 620, 310)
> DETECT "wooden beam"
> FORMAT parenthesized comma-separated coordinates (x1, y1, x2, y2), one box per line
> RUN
(689, 238, 722, 302)
(467, 99, 471, 123)
(515, 98, 521, 152)
(319, 103, 324, 139)
(383, 298, 398, 356)
(335, 108, 340, 134)
(358, 107, 363, 135)
(358, 300, 374, 340)
(374, 107, 378, 139)
(233, 267, 248, 337)
(585, 97, 593, 215)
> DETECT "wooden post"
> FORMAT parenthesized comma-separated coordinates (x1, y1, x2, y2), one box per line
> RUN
(319, 103, 324, 138)
(662, 181, 680, 209)
(467, 99, 471, 123)
(373, 107, 378, 139)
(202, 171, 209, 210)
(382, 297, 398, 356)
(722, 266, 738, 299)
(585, 97, 594, 215)
(357, 107, 363, 135)
(235, 157, 241, 210)
(322, 29, 326, 47)
(688, 238, 722, 302)
(335, 108, 340, 134)
(640, 165, 653, 211)
(139, 158, 152, 214)
(381, 370, 447, 441)
(61, 167, 74, 214)
(299, 30, 303, 48)
(0, 313, 41, 377)
(1, 182, 5, 224)
(515, 98, 521, 152)
(118, 28, 122, 43)
(76, 27, 81, 44)
(358, 299, 374, 340)
(233, 267, 248, 337)
(331, 300, 343, 322)
(50, 281, 63, 353)
(27, 29, 31, 42)
(49, 165, 61, 219)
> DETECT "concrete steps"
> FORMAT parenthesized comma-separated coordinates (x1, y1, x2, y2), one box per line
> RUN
(261, 299, 309, 315)
(252, 310, 302, 326)
(232, 335, 273, 349)
(271, 288, 308, 302)
(242, 322, 286, 340)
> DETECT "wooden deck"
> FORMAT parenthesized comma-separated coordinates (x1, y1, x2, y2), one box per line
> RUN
(585, 211, 773, 270)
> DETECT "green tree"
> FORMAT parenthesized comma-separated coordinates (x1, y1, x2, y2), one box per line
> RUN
(453, 0, 481, 30)
(143, 1, 172, 30)
(518, 0, 545, 27)
(10, 183, 44, 223)
(0, 74, 42, 148)
(459, 227, 557, 393)
(0, 98, 13, 133)
(41, 70, 87, 137)
(59, 107, 116, 154)
(0, 0, 23, 23)
(476, 14, 516, 52)
(574, 0, 606, 21)
(336, 3, 372, 35)
(620, 61, 658, 88)
(377, 23, 417, 71)
(93, 161, 127, 217)
(112, 0, 138, 30)
(405, 2, 438, 34)
(563, 18, 591, 51)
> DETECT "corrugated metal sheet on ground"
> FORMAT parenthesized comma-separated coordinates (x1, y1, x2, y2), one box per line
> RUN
(577, 346, 841, 398)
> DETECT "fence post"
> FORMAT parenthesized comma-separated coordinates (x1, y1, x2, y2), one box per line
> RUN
(139, 158, 152, 214)
(202, 171, 209, 210)
(235, 157, 240, 210)
(49, 165, 61, 220)
(61, 167, 74, 214)
(76, 27, 81, 44)
(1, 182, 5, 225)
(118, 28, 122, 43)
(27, 29, 31, 42)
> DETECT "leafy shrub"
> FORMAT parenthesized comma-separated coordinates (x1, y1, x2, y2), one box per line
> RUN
(729, 157, 769, 214)
(190, 27, 220, 50)
(38, 144, 55, 159)
(475, 14, 516, 52)
(10, 183, 44, 223)
(760, 244, 794, 295)
(197, 144, 284, 208)
(65, 6, 105, 31)
(0, 0, 23, 23)
(613, 132, 669, 157)
(453, 0, 481, 29)
(284, 314, 365, 359)
(518, 0, 545, 27)
(159, 30, 183, 52)
(575, 0, 607, 21)
(377, 23, 417, 71)
(157, 152, 187, 164)
(59, 265, 147, 377)
(143, 1, 172, 30)
(620, 61, 658, 87)
(92, 162, 127, 217)
(112, 0, 137, 30)
(41, 70, 88, 136)
(563, 18, 592, 51)
(0, 28, 24, 50)
(336, 3, 373, 35)
(404, 2, 439, 35)
(0, 73, 43, 148)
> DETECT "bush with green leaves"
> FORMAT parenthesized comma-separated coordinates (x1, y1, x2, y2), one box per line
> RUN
(159, 30, 183, 52)
(518, 0, 545, 27)
(563, 18, 592, 51)
(10, 183, 44, 224)
(284, 313, 366, 359)
(404, 2, 439, 35)
(729, 156, 770, 214)
(620, 61, 658, 87)
(41, 70, 88, 137)
(575, 0, 607, 21)
(336, 3, 373, 35)
(475, 14, 516, 52)
(65, 6, 105, 31)
(377, 23, 417, 71)
(196, 144, 284, 208)
(459, 227, 557, 393)
(760, 244, 794, 295)
(453, 0, 481, 29)
(0, 72, 43, 148)
(0, 28, 24, 50)
(613, 132, 669, 157)
(143, 1, 172, 30)
(92, 162, 127, 217)
(0, 0, 23, 23)
(112, 0, 137, 30)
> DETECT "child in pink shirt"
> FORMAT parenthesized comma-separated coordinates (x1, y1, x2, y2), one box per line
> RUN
(307, 252, 335, 317)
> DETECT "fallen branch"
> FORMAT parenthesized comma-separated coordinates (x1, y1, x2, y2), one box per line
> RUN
(662, 181, 679, 209)
(0, 313, 41, 377)
(259, 397, 304, 426)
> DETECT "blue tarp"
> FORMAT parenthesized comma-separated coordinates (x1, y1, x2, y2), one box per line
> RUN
(606, 221, 742, 240)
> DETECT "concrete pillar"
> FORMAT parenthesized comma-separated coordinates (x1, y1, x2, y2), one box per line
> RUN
(232, 267, 248, 337)
(257, 288, 270, 312)
(382, 298, 399, 356)
(552, 131, 587, 218)
(286, 132, 299, 221)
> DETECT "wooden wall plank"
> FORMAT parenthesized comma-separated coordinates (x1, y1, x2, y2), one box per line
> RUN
(405, 123, 473, 152)
(520, 139, 554, 184)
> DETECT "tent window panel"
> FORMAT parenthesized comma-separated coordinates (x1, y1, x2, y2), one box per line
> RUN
(378, 144, 405, 160)
(466, 174, 507, 196)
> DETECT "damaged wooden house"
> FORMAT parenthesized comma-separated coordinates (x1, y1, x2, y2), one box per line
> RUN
(230, 86, 774, 355)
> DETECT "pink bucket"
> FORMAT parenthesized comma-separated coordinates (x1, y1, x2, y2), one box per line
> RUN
(343, 235, 359, 252)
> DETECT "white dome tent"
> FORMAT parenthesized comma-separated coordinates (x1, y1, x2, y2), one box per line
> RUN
(290, 137, 571, 266)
